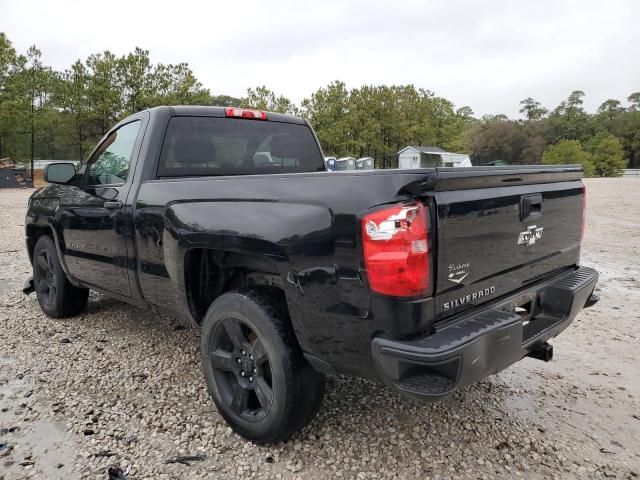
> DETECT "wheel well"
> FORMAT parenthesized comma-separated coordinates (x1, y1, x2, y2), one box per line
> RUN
(185, 248, 286, 324)
(26, 224, 53, 264)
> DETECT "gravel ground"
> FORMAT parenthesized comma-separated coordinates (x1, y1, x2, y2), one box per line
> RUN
(1, 178, 639, 480)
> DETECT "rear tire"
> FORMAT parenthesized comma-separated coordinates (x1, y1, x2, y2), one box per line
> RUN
(201, 288, 325, 444)
(32, 235, 89, 318)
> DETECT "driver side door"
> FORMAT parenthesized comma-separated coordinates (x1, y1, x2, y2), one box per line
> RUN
(61, 119, 143, 297)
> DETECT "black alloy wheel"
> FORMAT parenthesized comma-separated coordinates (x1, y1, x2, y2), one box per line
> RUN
(209, 317, 274, 421)
(200, 289, 326, 444)
(32, 235, 89, 318)
(34, 247, 57, 309)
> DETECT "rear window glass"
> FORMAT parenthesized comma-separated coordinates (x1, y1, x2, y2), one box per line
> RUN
(157, 116, 325, 177)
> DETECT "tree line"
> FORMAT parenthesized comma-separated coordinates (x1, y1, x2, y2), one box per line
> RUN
(1, 33, 637, 175)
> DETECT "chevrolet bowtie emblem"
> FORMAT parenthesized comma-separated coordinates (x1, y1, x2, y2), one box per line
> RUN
(517, 225, 544, 246)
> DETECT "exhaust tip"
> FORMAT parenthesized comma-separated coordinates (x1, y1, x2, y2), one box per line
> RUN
(528, 342, 553, 362)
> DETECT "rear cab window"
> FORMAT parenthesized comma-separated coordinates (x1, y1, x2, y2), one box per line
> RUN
(157, 116, 325, 177)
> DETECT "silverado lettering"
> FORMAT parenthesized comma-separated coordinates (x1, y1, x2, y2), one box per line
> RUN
(443, 286, 496, 311)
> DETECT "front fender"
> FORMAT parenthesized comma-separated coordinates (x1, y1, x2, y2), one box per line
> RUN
(25, 190, 76, 281)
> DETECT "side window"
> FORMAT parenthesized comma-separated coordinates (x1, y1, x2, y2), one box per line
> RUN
(87, 121, 141, 186)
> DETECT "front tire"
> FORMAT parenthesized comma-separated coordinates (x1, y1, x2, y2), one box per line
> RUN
(32, 235, 89, 318)
(201, 288, 325, 444)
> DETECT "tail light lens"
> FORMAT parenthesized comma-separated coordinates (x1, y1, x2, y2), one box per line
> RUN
(362, 202, 430, 297)
(580, 185, 587, 244)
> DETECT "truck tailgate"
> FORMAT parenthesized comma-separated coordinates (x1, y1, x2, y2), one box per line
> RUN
(431, 166, 584, 322)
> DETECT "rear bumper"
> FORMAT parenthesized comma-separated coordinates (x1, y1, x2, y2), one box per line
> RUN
(371, 266, 598, 400)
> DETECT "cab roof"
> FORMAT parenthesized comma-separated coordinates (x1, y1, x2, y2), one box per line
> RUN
(145, 105, 307, 125)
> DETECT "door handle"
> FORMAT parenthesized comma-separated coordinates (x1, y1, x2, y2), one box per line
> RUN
(104, 200, 123, 210)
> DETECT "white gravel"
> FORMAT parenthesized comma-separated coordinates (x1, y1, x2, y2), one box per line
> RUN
(0, 179, 639, 479)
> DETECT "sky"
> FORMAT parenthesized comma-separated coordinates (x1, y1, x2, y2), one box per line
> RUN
(1, 0, 638, 117)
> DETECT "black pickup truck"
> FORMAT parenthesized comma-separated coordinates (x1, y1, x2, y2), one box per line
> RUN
(24, 106, 599, 443)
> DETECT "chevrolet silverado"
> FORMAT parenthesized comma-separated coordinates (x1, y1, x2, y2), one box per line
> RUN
(23, 106, 599, 443)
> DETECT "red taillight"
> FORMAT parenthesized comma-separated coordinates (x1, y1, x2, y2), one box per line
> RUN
(225, 107, 267, 120)
(580, 185, 587, 244)
(362, 202, 430, 297)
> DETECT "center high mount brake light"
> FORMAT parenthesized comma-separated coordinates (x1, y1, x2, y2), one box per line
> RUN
(225, 107, 267, 120)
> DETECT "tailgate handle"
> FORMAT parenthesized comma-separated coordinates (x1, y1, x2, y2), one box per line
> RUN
(521, 194, 542, 220)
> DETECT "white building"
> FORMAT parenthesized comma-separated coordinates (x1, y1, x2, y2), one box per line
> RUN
(397, 146, 472, 169)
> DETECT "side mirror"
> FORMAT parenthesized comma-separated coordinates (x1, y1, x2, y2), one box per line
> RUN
(44, 162, 76, 184)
